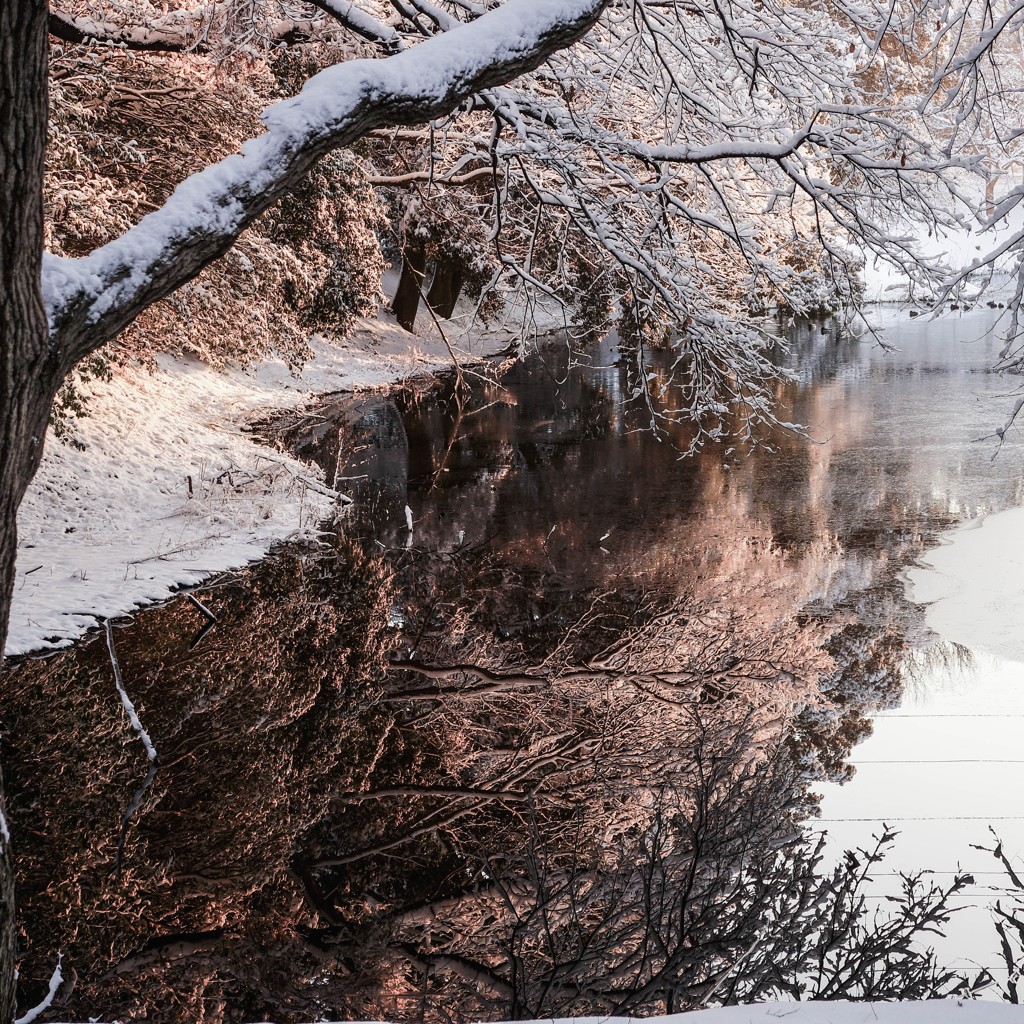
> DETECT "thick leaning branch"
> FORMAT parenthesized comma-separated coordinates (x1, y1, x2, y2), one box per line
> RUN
(44, 0, 607, 372)
(49, 9, 193, 51)
(49, 0, 399, 53)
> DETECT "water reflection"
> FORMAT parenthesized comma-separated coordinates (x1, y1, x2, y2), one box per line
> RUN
(3, 544, 946, 1022)
(7, 310, 1024, 1020)
(6, 544, 394, 1022)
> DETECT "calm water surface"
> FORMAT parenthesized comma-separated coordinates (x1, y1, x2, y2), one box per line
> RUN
(267, 304, 1024, 990)
(7, 307, 1024, 1020)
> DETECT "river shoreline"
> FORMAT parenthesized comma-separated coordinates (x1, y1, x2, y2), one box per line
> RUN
(5, 313, 517, 658)
(7, 300, 1009, 661)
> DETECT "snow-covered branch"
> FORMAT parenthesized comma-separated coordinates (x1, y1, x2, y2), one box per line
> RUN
(43, 0, 608, 371)
(309, 0, 404, 50)
(49, 9, 195, 52)
(49, 0, 402, 53)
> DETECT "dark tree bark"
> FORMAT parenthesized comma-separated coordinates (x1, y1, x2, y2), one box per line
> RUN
(392, 240, 427, 332)
(0, 3, 60, 1015)
(0, 0, 609, 1014)
(426, 257, 465, 320)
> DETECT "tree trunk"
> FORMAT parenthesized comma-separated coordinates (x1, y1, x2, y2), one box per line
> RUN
(0, 2, 60, 1019)
(392, 239, 426, 333)
(426, 258, 465, 320)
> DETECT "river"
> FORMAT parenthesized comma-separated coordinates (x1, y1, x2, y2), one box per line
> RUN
(5, 307, 1024, 1021)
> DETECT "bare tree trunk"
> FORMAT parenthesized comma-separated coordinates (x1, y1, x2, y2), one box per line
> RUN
(426, 258, 464, 319)
(392, 240, 427, 333)
(1, 2, 59, 1018)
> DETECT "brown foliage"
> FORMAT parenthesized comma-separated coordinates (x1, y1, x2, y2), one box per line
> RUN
(5, 540, 393, 1022)
(46, 35, 386, 442)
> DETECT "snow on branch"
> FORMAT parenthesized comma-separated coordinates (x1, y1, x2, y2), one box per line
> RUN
(43, 0, 608, 370)
(308, 0, 405, 50)
(49, 5, 321, 52)
(49, 9, 193, 52)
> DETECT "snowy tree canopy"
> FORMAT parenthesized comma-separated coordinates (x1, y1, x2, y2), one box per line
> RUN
(42, 0, 608, 374)
(43, 0, 1024, 443)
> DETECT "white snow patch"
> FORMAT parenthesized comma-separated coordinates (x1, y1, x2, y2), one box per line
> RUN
(106, 620, 158, 763)
(904, 506, 1024, 663)
(7, 315, 513, 658)
(575, 1008, 1024, 1023)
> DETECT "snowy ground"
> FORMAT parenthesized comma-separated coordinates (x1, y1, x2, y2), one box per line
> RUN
(6, 311, 519, 657)
(905, 509, 1024, 664)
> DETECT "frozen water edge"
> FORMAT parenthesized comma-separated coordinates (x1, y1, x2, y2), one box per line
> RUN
(6, 313, 515, 658)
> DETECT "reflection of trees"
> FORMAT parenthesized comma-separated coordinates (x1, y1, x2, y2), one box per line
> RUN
(5, 541, 393, 1023)
(2, 529, 968, 1022)
(313, 708, 969, 1020)
(789, 620, 906, 784)
(5, 327, 965, 1019)
(982, 840, 1024, 1003)
(370, 784, 969, 1019)
(293, 547, 964, 1020)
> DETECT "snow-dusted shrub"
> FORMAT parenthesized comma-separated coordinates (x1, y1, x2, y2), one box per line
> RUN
(268, 150, 385, 342)
(45, 31, 385, 439)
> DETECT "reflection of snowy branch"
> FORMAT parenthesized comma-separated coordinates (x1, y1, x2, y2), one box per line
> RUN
(105, 620, 159, 879)
(105, 620, 157, 765)
(14, 955, 63, 1024)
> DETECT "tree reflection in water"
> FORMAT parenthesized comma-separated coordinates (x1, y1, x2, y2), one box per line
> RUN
(2, 536, 973, 1022)
(3, 338, 983, 1021)
(5, 542, 393, 1022)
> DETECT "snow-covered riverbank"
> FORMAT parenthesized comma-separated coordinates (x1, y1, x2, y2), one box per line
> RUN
(905, 506, 1024, 664)
(6, 315, 513, 657)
